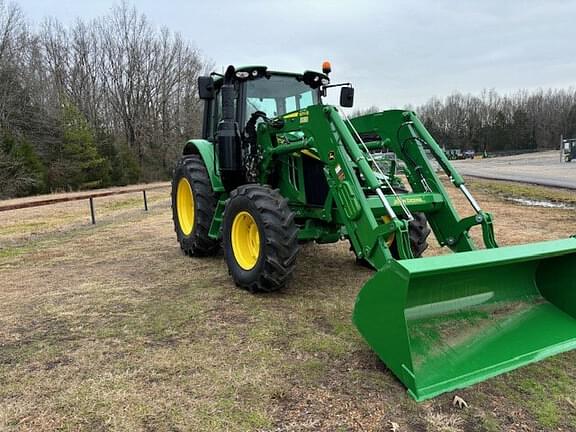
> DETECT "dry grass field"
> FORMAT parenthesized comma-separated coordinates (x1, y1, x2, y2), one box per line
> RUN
(0, 179, 575, 431)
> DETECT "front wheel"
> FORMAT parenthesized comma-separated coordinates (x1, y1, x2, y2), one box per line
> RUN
(390, 212, 431, 258)
(222, 185, 299, 292)
(388, 186, 431, 259)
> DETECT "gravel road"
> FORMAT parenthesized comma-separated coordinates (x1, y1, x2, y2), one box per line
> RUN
(451, 151, 576, 189)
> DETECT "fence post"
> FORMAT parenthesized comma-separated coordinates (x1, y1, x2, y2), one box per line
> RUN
(143, 190, 148, 211)
(89, 197, 96, 224)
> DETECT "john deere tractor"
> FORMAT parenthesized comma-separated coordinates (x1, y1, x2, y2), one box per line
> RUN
(171, 63, 576, 401)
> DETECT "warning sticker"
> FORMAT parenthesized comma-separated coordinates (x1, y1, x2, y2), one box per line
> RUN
(335, 164, 345, 181)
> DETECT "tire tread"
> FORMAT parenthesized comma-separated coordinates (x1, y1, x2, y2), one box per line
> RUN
(223, 184, 299, 292)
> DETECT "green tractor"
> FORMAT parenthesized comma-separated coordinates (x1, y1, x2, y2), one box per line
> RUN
(171, 63, 576, 401)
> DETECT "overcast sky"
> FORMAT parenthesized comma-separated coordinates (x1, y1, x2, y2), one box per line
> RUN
(16, 0, 576, 109)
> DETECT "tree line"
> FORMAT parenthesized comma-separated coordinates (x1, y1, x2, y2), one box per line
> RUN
(0, 1, 209, 198)
(2, 0, 576, 199)
(416, 89, 576, 154)
(355, 88, 576, 154)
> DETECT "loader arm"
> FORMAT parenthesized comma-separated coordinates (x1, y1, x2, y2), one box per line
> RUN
(349, 110, 498, 252)
(257, 105, 495, 268)
(257, 104, 414, 268)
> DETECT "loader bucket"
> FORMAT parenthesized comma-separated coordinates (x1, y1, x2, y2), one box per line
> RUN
(353, 237, 576, 401)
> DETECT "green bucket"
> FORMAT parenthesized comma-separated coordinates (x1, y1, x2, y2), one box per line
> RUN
(353, 237, 576, 401)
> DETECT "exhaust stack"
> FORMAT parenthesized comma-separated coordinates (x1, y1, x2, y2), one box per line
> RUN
(217, 65, 243, 190)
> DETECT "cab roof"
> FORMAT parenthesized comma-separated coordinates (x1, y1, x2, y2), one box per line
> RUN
(211, 65, 329, 88)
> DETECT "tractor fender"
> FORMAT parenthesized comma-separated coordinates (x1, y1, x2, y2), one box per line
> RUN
(182, 139, 224, 192)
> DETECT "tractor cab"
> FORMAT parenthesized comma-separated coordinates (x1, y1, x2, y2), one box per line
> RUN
(197, 64, 353, 190)
(198, 66, 329, 142)
(244, 73, 320, 121)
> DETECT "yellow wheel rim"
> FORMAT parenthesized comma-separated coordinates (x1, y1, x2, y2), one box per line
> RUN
(177, 177, 195, 236)
(382, 215, 395, 247)
(231, 211, 261, 270)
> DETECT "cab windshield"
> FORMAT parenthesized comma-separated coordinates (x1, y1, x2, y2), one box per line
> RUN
(245, 75, 318, 120)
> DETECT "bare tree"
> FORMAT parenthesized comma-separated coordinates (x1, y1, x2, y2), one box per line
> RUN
(1, 1, 211, 197)
(417, 88, 576, 152)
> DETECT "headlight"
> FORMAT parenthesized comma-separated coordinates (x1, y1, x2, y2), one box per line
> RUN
(235, 71, 249, 79)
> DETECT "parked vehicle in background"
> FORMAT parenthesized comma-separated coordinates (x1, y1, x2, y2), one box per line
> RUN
(445, 149, 463, 160)
(445, 149, 475, 160)
(562, 138, 576, 162)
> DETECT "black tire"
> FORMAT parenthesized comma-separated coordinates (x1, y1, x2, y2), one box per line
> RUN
(222, 184, 299, 292)
(391, 212, 431, 258)
(354, 186, 431, 265)
(389, 186, 431, 258)
(171, 155, 219, 256)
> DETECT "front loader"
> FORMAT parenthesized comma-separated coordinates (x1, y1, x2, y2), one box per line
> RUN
(171, 63, 576, 401)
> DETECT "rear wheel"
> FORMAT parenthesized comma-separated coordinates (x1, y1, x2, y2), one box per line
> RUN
(171, 155, 219, 256)
(223, 184, 299, 292)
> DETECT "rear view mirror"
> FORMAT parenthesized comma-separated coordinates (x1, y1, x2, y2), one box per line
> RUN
(340, 86, 354, 108)
(198, 76, 215, 100)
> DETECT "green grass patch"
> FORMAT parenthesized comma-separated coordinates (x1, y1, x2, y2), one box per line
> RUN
(296, 358, 328, 384)
(101, 197, 145, 211)
(506, 357, 576, 429)
(469, 179, 576, 205)
(0, 244, 32, 258)
(291, 330, 350, 357)
(0, 221, 51, 236)
(532, 400, 560, 429)
(100, 194, 166, 211)
(477, 412, 501, 432)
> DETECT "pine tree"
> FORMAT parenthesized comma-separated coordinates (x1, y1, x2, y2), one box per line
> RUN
(0, 130, 46, 197)
(48, 102, 107, 190)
